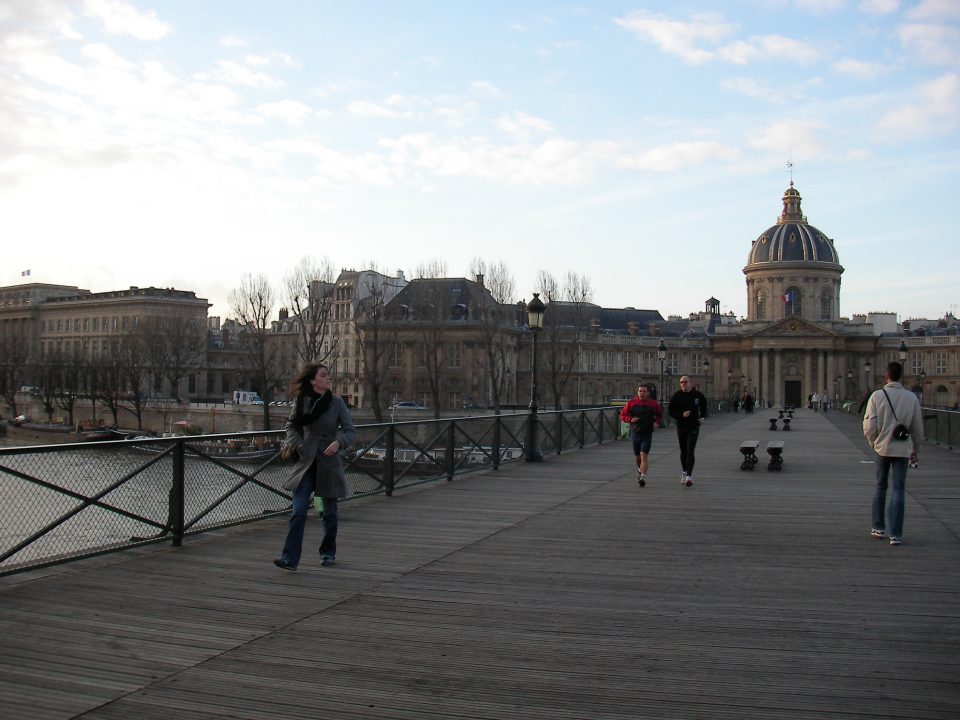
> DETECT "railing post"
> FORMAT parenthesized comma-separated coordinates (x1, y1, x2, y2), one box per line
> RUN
(555, 411, 562, 455)
(385, 424, 395, 496)
(493, 415, 501, 470)
(446, 420, 456, 481)
(597, 408, 604, 445)
(579, 410, 585, 449)
(170, 438, 185, 547)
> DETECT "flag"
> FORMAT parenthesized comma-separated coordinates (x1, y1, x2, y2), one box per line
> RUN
(782, 291, 793, 303)
(21, 269, 31, 277)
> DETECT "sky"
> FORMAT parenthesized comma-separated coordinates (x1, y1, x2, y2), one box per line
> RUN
(2, 0, 958, 322)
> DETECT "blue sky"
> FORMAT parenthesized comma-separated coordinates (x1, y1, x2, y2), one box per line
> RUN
(2, 0, 958, 321)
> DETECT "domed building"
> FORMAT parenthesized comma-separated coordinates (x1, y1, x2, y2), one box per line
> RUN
(712, 183, 877, 408)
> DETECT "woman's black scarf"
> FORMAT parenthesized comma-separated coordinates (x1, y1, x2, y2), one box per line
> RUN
(294, 390, 333, 428)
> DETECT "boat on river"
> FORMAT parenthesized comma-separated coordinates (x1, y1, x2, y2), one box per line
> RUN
(130, 437, 282, 464)
(346, 445, 524, 475)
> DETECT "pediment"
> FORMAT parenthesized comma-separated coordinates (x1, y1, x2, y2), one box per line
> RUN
(750, 317, 837, 338)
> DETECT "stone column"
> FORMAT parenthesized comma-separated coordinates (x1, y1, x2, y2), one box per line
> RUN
(804, 351, 813, 403)
(774, 350, 783, 408)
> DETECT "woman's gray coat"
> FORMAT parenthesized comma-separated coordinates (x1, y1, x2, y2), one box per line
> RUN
(282, 395, 357, 498)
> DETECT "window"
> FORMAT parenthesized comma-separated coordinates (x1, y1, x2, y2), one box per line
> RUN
(692, 353, 703, 374)
(389, 343, 403, 368)
(447, 342, 462, 368)
(92, 318, 98, 331)
(820, 292, 832, 320)
(623, 352, 634, 374)
(936, 352, 947, 374)
(603, 351, 614, 373)
(755, 290, 767, 320)
(911, 355, 922, 376)
(643, 351, 655, 374)
(666, 353, 678, 374)
(448, 392, 461, 409)
(74, 319, 80, 331)
(83, 318, 89, 332)
(784, 287, 801, 317)
(57, 319, 63, 332)
(416, 344, 428, 368)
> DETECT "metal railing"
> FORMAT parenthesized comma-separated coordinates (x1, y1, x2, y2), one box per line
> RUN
(921, 407, 959, 450)
(0, 407, 621, 576)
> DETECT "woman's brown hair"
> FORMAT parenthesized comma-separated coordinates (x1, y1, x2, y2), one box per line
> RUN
(289, 363, 328, 398)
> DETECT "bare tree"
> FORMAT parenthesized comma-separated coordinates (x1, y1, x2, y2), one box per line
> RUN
(138, 314, 205, 401)
(284, 255, 336, 364)
(468, 258, 518, 413)
(536, 270, 593, 409)
(354, 272, 401, 422)
(0, 331, 28, 418)
(415, 259, 447, 279)
(229, 273, 282, 430)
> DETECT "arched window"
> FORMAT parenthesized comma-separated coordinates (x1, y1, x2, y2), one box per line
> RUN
(755, 289, 767, 320)
(783, 287, 801, 317)
(820, 292, 832, 320)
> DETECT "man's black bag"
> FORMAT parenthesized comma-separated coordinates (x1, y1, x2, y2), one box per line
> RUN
(882, 389, 911, 441)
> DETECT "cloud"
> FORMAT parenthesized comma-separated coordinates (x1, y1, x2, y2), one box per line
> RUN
(875, 72, 960, 139)
(348, 99, 413, 119)
(204, 60, 283, 89)
(905, 0, 960, 21)
(859, 0, 901, 14)
(615, 11, 733, 64)
(82, 0, 170, 40)
(496, 112, 554, 137)
(256, 100, 314, 124)
(245, 51, 299, 68)
(616, 11, 820, 65)
(898, 23, 960, 66)
(833, 57, 890, 79)
(619, 141, 740, 172)
(471, 80, 503, 98)
(220, 36, 249, 48)
(746, 120, 830, 157)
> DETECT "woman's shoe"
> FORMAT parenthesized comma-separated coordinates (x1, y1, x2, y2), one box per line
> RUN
(273, 558, 297, 571)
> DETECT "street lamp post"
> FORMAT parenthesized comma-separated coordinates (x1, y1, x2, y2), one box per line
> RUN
(865, 358, 872, 396)
(657, 339, 666, 399)
(847, 369, 853, 401)
(525, 293, 545, 463)
(703, 358, 711, 409)
(920, 369, 926, 406)
(898, 340, 908, 364)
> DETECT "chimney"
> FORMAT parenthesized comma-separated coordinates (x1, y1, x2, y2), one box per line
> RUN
(475, 273, 484, 287)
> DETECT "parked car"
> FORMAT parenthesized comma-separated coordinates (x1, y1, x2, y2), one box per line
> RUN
(389, 401, 427, 410)
(7, 415, 29, 426)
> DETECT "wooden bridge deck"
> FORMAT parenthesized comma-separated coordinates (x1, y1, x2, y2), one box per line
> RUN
(1, 409, 958, 719)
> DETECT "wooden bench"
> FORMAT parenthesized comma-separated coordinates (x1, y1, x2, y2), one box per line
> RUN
(739, 440, 760, 470)
(766, 441, 784, 471)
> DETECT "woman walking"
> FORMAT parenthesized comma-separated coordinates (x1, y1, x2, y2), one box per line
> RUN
(274, 363, 357, 571)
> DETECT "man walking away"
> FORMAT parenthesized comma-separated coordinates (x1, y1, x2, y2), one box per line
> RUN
(862, 362, 923, 546)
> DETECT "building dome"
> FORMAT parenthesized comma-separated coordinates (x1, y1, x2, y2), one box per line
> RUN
(746, 184, 840, 267)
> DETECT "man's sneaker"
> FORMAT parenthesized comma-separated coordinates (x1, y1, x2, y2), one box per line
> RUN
(320, 554, 335, 567)
(684, 475, 693, 487)
(889, 537, 902, 546)
(273, 558, 297, 571)
(637, 472, 646, 487)
(680, 472, 688, 486)
(870, 529, 885, 539)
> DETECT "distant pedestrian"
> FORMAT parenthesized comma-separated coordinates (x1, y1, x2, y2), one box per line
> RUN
(812, 391, 821, 412)
(274, 363, 357, 571)
(668, 375, 708, 487)
(619, 384, 663, 487)
(862, 361, 923, 546)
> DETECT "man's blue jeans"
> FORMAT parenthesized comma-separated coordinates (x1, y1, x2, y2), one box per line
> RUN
(280, 468, 339, 567)
(872, 456, 908, 538)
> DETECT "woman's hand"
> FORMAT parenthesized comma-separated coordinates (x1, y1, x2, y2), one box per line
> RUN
(323, 439, 341, 457)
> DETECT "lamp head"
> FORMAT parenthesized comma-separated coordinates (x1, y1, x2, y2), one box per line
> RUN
(526, 293, 545, 331)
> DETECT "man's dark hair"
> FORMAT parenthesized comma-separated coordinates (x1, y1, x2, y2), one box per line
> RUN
(887, 361, 903, 382)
